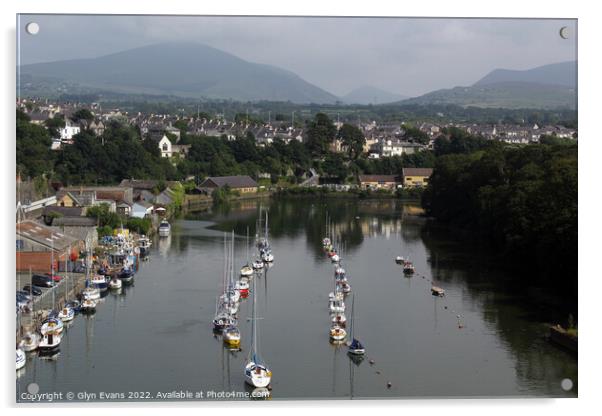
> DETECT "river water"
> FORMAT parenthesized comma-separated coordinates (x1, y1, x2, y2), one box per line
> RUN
(16, 198, 577, 401)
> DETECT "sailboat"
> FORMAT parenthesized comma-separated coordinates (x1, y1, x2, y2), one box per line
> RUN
(214, 233, 239, 331)
(347, 294, 365, 355)
(223, 325, 241, 348)
(240, 227, 254, 276)
(244, 272, 272, 388)
(258, 211, 274, 263)
(58, 270, 75, 321)
(20, 332, 40, 352)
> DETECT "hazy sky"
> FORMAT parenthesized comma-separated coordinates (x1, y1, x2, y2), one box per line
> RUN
(17, 15, 577, 97)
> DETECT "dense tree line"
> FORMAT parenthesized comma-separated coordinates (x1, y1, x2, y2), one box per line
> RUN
(18, 109, 437, 186)
(422, 139, 577, 296)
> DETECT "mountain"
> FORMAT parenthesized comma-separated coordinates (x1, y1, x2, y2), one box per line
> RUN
(474, 61, 576, 88)
(341, 86, 408, 105)
(19, 42, 339, 104)
(400, 61, 577, 109)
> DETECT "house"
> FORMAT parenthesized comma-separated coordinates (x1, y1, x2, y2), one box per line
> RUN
(199, 175, 259, 194)
(402, 168, 433, 188)
(358, 175, 402, 190)
(59, 120, 81, 141)
(116, 201, 132, 217)
(16, 220, 80, 273)
(158, 134, 172, 158)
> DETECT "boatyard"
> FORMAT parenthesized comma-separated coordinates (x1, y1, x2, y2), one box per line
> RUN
(15, 199, 577, 400)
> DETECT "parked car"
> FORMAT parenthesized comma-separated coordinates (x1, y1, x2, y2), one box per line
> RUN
(45, 273, 62, 282)
(22, 285, 43, 296)
(31, 274, 55, 288)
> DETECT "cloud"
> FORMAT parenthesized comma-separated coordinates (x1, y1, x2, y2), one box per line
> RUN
(18, 15, 576, 97)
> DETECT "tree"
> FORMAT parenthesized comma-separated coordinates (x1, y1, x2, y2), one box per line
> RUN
(16, 110, 54, 178)
(304, 113, 336, 157)
(71, 108, 94, 123)
(337, 123, 365, 159)
(44, 115, 66, 138)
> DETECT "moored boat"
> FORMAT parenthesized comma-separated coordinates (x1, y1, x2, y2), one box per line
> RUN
(431, 286, 445, 297)
(41, 317, 64, 335)
(158, 220, 171, 237)
(329, 324, 347, 342)
(16, 348, 26, 370)
(58, 306, 75, 322)
(38, 331, 61, 352)
(20, 332, 40, 352)
(244, 273, 272, 388)
(108, 277, 122, 290)
(223, 325, 241, 347)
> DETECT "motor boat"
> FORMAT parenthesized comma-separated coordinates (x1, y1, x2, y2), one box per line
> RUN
(223, 325, 241, 348)
(16, 349, 26, 370)
(395, 256, 405, 264)
(20, 332, 40, 352)
(108, 277, 122, 290)
(58, 306, 75, 322)
(41, 317, 64, 335)
(137, 236, 152, 257)
(158, 220, 171, 237)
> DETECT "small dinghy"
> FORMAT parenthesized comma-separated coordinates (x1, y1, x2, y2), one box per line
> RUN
(329, 324, 347, 342)
(16, 348, 26, 370)
(431, 286, 445, 297)
(41, 317, 64, 335)
(331, 253, 340, 263)
(20, 332, 40, 352)
(58, 306, 75, 322)
(395, 256, 405, 264)
(108, 277, 122, 290)
(39, 331, 61, 352)
(223, 325, 241, 348)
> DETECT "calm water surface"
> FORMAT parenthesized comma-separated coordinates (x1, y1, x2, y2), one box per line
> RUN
(16, 198, 577, 401)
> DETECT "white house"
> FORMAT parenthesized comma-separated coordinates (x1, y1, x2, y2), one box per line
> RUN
(60, 120, 81, 141)
(158, 134, 172, 158)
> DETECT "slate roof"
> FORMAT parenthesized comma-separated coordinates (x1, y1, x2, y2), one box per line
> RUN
(402, 168, 434, 177)
(51, 217, 98, 227)
(16, 220, 78, 250)
(199, 175, 259, 189)
(42, 206, 83, 217)
(358, 175, 401, 183)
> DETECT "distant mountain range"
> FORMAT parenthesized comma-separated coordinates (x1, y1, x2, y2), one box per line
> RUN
(341, 86, 408, 105)
(19, 42, 339, 104)
(20, 43, 577, 109)
(401, 61, 577, 109)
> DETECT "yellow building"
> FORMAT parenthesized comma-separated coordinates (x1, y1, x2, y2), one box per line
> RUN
(402, 168, 433, 188)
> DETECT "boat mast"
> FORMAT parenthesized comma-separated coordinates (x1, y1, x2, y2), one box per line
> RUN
(349, 294, 355, 340)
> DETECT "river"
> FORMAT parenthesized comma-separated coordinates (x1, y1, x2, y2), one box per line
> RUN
(16, 198, 577, 401)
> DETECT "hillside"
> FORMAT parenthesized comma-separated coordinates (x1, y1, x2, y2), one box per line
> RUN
(474, 61, 576, 88)
(341, 86, 408, 105)
(19, 42, 339, 104)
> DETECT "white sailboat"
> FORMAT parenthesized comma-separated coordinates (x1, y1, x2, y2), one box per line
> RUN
(240, 227, 254, 276)
(244, 272, 272, 388)
(58, 306, 74, 322)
